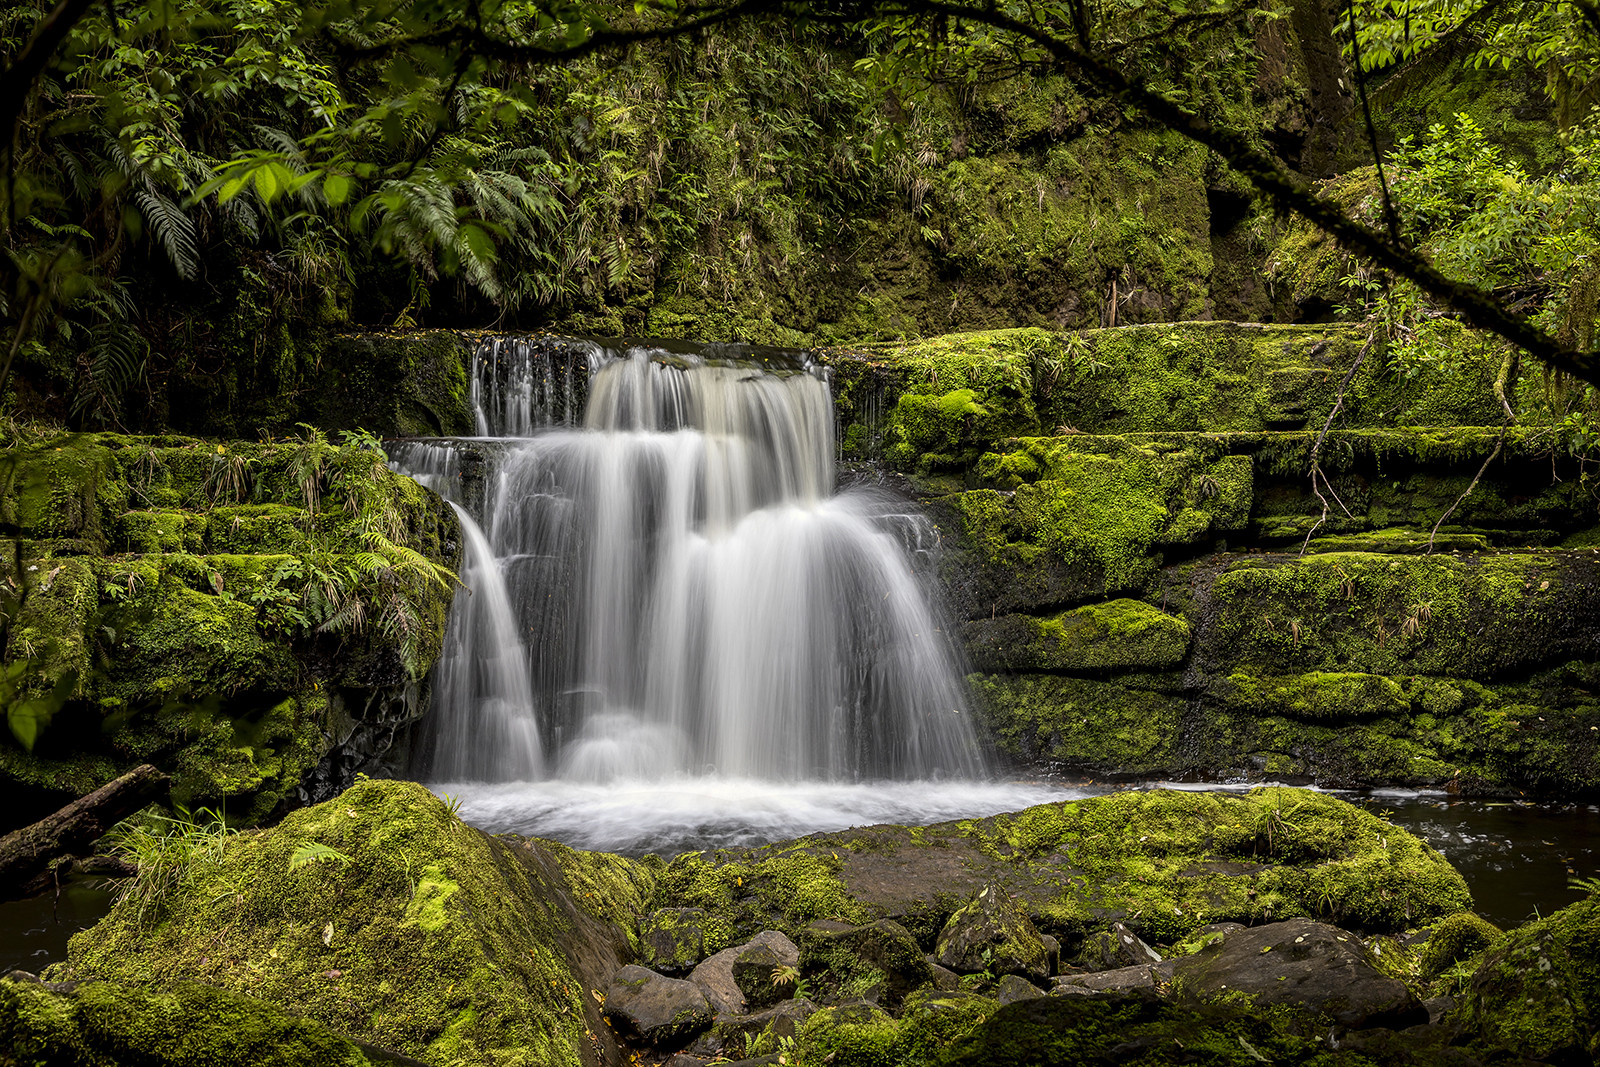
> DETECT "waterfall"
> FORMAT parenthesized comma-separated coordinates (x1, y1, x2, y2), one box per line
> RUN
(394, 339, 986, 786)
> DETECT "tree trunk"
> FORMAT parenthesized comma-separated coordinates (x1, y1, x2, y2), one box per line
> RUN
(0, 764, 168, 901)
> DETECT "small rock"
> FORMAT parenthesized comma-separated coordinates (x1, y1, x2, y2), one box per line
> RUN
(689, 931, 797, 1016)
(935, 884, 1049, 982)
(1052, 964, 1157, 996)
(641, 907, 710, 976)
(663, 1056, 707, 1067)
(927, 958, 962, 992)
(1039, 934, 1060, 977)
(604, 964, 714, 1049)
(995, 974, 1046, 1005)
(1076, 921, 1162, 972)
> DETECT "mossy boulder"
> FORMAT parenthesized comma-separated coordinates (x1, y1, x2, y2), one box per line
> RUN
(311, 331, 474, 438)
(936, 885, 1050, 982)
(1418, 911, 1503, 979)
(0, 978, 392, 1067)
(48, 777, 652, 1067)
(1217, 671, 1410, 721)
(1459, 895, 1600, 1062)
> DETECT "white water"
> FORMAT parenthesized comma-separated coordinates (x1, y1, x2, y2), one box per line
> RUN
(392, 338, 995, 850)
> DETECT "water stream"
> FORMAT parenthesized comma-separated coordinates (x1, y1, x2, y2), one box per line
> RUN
(391, 338, 985, 815)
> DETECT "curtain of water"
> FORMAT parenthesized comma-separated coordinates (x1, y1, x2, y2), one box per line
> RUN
(395, 341, 986, 784)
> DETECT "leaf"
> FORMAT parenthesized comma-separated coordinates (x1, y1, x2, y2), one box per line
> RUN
(289, 841, 354, 869)
(324, 172, 353, 206)
(322, 922, 335, 946)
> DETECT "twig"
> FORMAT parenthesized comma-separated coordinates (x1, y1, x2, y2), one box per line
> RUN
(1301, 336, 1374, 555)
(1428, 349, 1518, 552)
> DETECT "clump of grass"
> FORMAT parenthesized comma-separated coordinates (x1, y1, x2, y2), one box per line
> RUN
(104, 807, 236, 922)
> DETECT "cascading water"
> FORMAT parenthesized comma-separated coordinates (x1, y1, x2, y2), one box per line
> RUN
(390, 337, 1068, 852)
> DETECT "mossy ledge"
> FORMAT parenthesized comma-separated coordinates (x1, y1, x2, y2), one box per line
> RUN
(0, 430, 459, 825)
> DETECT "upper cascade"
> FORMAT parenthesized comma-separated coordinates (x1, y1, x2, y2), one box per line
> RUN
(395, 337, 987, 785)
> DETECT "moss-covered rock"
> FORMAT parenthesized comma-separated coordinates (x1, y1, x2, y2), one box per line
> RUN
(48, 777, 651, 1067)
(0, 977, 389, 1067)
(962, 599, 1190, 673)
(1417, 911, 1503, 979)
(656, 788, 1469, 955)
(969, 674, 1185, 773)
(1459, 895, 1600, 1062)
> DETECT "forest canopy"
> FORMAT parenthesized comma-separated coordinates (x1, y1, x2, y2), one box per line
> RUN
(4, 0, 1600, 427)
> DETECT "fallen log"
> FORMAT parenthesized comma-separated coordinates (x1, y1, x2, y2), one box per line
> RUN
(0, 764, 168, 901)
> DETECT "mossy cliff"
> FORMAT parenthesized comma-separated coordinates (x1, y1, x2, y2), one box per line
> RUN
(825, 322, 1600, 797)
(0, 429, 458, 826)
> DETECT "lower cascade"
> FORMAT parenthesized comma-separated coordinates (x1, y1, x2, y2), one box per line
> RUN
(392, 339, 986, 797)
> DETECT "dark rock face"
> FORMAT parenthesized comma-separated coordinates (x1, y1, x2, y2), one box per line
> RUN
(641, 907, 710, 976)
(1168, 918, 1426, 1028)
(604, 965, 714, 1049)
(799, 919, 933, 1009)
(936, 884, 1050, 982)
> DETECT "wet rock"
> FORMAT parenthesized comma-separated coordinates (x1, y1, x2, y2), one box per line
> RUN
(690, 931, 797, 1016)
(1053, 964, 1157, 996)
(935, 884, 1049, 982)
(1168, 918, 1425, 1028)
(641, 907, 710, 976)
(604, 965, 713, 1049)
(799, 918, 932, 1009)
(996, 974, 1046, 1005)
(1076, 921, 1162, 972)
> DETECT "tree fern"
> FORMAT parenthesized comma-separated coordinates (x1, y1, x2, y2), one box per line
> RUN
(134, 189, 201, 279)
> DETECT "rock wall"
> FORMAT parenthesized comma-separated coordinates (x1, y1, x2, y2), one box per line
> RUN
(0, 430, 459, 827)
(828, 322, 1600, 797)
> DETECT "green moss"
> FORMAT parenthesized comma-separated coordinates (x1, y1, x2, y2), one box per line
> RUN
(943, 440, 1251, 597)
(970, 673, 1184, 772)
(0, 430, 460, 825)
(1218, 672, 1409, 721)
(652, 848, 867, 953)
(0, 978, 379, 1066)
(1418, 911, 1503, 979)
(53, 778, 640, 1066)
(1204, 551, 1598, 680)
(1026, 599, 1190, 671)
(0, 435, 126, 547)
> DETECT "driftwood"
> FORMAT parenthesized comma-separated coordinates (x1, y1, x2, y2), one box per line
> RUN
(0, 764, 168, 901)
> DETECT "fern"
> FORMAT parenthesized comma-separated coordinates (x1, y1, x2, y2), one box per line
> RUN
(134, 189, 201, 279)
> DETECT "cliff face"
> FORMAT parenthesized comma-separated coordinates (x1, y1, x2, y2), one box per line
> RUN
(0, 430, 459, 827)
